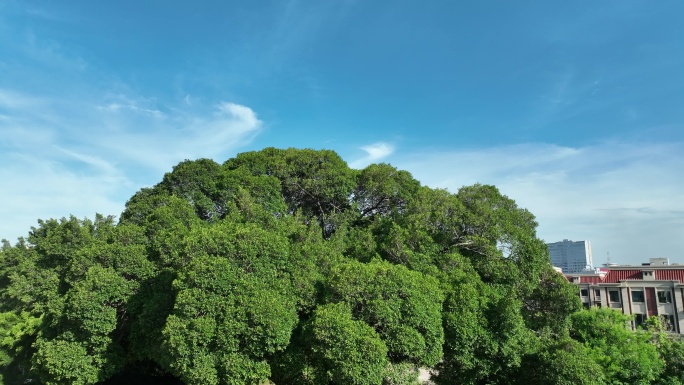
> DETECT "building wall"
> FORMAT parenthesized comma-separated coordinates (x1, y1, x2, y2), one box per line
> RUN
(575, 276, 683, 333)
(548, 239, 592, 273)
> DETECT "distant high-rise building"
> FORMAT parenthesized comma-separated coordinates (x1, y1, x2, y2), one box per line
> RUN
(547, 239, 593, 273)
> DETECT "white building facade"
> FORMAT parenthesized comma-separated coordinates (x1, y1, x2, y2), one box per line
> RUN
(566, 260, 684, 334)
(547, 239, 593, 273)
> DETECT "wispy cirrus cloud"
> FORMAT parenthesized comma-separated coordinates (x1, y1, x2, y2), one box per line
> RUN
(349, 142, 395, 168)
(393, 140, 684, 266)
(0, 88, 263, 243)
(90, 97, 262, 172)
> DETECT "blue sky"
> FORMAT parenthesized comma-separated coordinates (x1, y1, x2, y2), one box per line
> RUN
(1, 0, 683, 266)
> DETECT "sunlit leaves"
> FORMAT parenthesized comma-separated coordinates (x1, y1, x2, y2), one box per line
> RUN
(325, 260, 444, 367)
(159, 255, 297, 385)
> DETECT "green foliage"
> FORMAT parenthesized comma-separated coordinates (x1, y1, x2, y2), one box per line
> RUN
(275, 303, 388, 385)
(658, 338, 684, 385)
(641, 316, 684, 385)
(523, 267, 582, 334)
(31, 265, 132, 384)
(325, 259, 444, 367)
(571, 308, 664, 385)
(158, 158, 228, 220)
(511, 336, 606, 385)
(158, 255, 297, 385)
(225, 148, 357, 222)
(353, 163, 420, 221)
(0, 311, 41, 384)
(435, 253, 533, 385)
(32, 339, 100, 385)
(127, 270, 177, 364)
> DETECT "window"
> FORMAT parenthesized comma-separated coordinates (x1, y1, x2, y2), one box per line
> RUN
(580, 289, 589, 297)
(632, 290, 645, 303)
(658, 290, 672, 303)
(609, 290, 620, 303)
(595, 289, 601, 297)
(661, 315, 676, 332)
(634, 313, 648, 329)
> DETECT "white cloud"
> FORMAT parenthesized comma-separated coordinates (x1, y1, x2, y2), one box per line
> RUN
(217, 102, 261, 128)
(393, 141, 684, 266)
(93, 100, 262, 173)
(55, 146, 120, 175)
(0, 89, 44, 110)
(0, 89, 263, 243)
(0, 153, 129, 243)
(350, 142, 395, 168)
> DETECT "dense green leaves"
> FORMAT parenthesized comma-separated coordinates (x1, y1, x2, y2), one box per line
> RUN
(570, 308, 664, 385)
(0, 311, 40, 384)
(225, 148, 357, 221)
(159, 256, 297, 385)
(273, 303, 388, 385)
(523, 266, 583, 334)
(511, 336, 606, 385)
(353, 164, 420, 220)
(32, 339, 100, 385)
(325, 260, 444, 367)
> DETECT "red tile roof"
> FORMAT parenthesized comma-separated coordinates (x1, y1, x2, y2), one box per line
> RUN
(656, 270, 684, 282)
(580, 276, 604, 284)
(602, 270, 642, 283)
(565, 268, 684, 284)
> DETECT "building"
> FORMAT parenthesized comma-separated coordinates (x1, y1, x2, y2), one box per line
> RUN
(547, 239, 593, 273)
(566, 258, 684, 333)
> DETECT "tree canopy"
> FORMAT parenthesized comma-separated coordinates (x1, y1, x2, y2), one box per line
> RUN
(0, 147, 679, 385)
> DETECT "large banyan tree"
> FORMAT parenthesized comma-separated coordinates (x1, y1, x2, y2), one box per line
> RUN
(1, 147, 596, 385)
